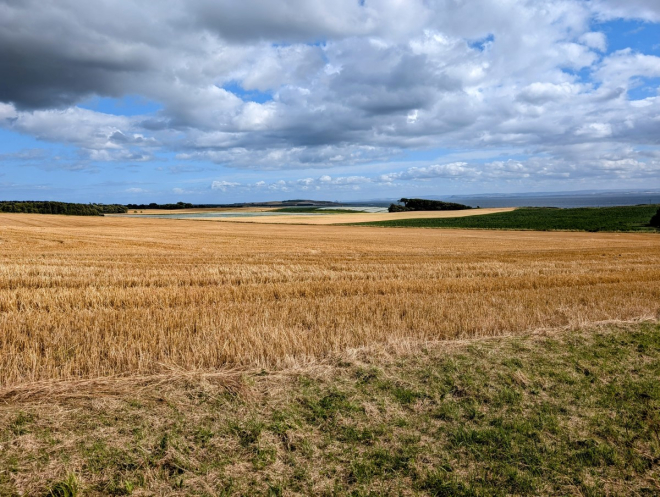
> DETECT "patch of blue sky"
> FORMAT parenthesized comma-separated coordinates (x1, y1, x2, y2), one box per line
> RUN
(561, 66, 594, 86)
(468, 34, 494, 52)
(272, 39, 327, 48)
(0, 127, 61, 153)
(594, 19, 660, 55)
(0, 157, 97, 202)
(400, 148, 454, 162)
(627, 76, 660, 100)
(78, 95, 162, 116)
(0, 128, 87, 187)
(222, 82, 273, 103)
(0, 125, 183, 202)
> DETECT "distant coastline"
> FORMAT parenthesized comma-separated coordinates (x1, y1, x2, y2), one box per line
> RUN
(444, 192, 660, 209)
(348, 190, 660, 209)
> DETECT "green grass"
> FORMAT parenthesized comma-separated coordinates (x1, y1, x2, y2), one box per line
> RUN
(351, 204, 660, 232)
(1, 323, 659, 495)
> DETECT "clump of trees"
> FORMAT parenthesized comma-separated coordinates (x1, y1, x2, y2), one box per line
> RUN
(126, 202, 194, 210)
(651, 208, 660, 228)
(0, 201, 127, 216)
(388, 198, 472, 212)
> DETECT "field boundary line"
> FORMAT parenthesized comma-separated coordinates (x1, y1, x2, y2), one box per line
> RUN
(3, 317, 657, 403)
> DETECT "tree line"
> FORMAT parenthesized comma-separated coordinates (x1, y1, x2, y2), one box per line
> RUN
(388, 198, 473, 212)
(651, 208, 660, 228)
(0, 201, 127, 216)
(126, 202, 194, 210)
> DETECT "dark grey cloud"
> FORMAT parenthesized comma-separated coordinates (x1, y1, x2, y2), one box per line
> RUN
(192, 0, 370, 42)
(0, 0, 159, 109)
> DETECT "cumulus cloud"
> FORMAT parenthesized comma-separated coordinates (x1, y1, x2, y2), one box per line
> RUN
(1, 105, 158, 161)
(579, 32, 607, 52)
(591, 0, 660, 22)
(211, 180, 241, 191)
(209, 153, 660, 195)
(379, 162, 475, 182)
(516, 82, 582, 105)
(594, 50, 660, 89)
(1, 0, 660, 195)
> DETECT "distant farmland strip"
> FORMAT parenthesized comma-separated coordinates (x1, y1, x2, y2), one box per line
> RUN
(350, 204, 660, 232)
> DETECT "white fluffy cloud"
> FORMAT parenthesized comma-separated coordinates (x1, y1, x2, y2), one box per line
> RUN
(591, 0, 660, 21)
(211, 180, 241, 191)
(209, 153, 660, 195)
(1, 0, 659, 191)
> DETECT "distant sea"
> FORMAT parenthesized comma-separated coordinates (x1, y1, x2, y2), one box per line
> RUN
(444, 192, 660, 208)
(353, 191, 660, 209)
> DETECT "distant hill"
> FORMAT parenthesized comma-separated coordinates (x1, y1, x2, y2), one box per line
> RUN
(195, 200, 342, 208)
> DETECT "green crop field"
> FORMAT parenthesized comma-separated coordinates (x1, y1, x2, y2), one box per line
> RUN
(351, 204, 660, 232)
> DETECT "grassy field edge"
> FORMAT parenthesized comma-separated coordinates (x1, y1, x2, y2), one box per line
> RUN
(2, 321, 659, 496)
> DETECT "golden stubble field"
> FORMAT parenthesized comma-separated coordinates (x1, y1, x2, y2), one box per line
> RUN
(120, 207, 515, 224)
(1, 213, 659, 389)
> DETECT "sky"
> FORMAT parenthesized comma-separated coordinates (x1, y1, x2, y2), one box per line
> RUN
(1, 0, 660, 203)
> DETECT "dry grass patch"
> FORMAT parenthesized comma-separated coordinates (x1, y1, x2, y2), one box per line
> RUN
(0, 323, 658, 496)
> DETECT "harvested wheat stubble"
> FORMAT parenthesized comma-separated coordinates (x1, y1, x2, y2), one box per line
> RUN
(0, 213, 659, 387)
(139, 207, 515, 224)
